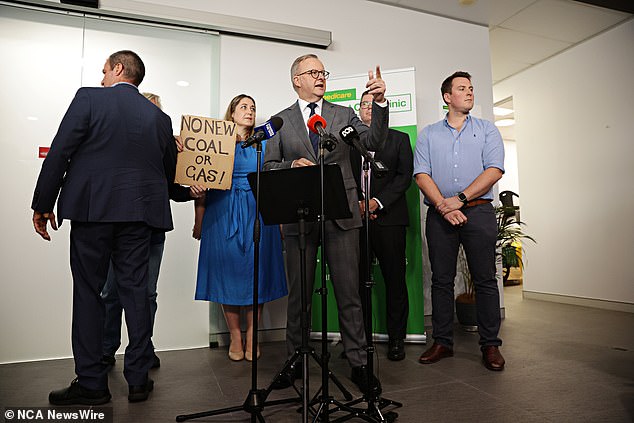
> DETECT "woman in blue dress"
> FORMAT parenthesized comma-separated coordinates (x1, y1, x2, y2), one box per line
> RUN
(193, 94, 287, 362)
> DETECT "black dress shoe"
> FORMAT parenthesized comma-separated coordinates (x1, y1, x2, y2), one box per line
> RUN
(49, 378, 111, 406)
(350, 366, 382, 396)
(271, 364, 302, 390)
(387, 338, 406, 361)
(151, 353, 161, 369)
(481, 346, 505, 371)
(128, 379, 154, 402)
(101, 354, 115, 367)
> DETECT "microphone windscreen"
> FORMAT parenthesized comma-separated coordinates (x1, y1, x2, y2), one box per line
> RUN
(270, 116, 284, 131)
(307, 114, 327, 134)
(257, 116, 284, 139)
(339, 125, 359, 145)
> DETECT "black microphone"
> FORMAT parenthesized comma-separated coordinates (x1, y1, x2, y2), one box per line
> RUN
(241, 116, 284, 148)
(339, 125, 388, 177)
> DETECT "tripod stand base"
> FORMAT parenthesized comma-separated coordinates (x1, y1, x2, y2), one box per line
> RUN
(330, 395, 401, 423)
(175, 388, 299, 422)
(266, 349, 353, 400)
(312, 394, 400, 423)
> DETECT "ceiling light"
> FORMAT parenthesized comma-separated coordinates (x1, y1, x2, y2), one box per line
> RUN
(495, 119, 515, 127)
(493, 107, 513, 116)
(27, 116, 39, 121)
(176, 80, 190, 87)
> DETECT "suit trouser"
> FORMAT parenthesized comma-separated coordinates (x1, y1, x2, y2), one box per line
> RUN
(284, 221, 367, 368)
(70, 221, 153, 390)
(359, 223, 409, 340)
(425, 203, 502, 348)
(101, 241, 164, 356)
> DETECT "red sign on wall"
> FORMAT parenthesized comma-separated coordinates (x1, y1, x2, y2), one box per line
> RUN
(39, 147, 50, 158)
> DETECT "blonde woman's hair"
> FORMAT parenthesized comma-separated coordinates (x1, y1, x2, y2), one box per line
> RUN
(142, 92, 162, 110)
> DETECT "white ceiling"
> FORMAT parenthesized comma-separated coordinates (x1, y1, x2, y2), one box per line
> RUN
(368, 0, 632, 84)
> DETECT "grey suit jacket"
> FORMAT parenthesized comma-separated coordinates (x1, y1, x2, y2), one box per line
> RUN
(263, 99, 389, 231)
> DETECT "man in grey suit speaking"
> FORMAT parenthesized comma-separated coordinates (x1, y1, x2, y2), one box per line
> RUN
(263, 54, 388, 394)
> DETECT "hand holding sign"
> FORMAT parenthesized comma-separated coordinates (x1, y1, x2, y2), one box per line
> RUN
(174, 135, 183, 152)
(366, 65, 386, 103)
(189, 185, 206, 199)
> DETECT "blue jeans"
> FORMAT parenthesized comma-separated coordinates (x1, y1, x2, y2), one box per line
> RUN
(101, 241, 165, 356)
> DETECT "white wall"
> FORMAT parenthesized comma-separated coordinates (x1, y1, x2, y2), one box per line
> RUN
(128, 0, 495, 126)
(1, 0, 496, 362)
(0, 5, 217, 363)
(499, 140, 520, 207)
(493, 19, 634, 304)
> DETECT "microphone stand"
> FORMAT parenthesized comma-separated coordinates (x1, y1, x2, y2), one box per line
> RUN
(308, 132, 362, 422)
(176, 140, 299, 423)
(260, 139, 352, 423)
(335, 155, 401, 423)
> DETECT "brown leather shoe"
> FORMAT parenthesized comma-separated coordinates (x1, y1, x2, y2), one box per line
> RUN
(418, 342, 453, 364)
(481, 346, 505, 371)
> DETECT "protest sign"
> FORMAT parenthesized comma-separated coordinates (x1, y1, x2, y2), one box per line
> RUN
(175, 115, 236, 190)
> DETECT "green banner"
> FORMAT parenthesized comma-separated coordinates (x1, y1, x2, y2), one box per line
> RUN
(311, 68, 423, 342)
(311, 125, 423, 337)
(323, 88, 357, 103)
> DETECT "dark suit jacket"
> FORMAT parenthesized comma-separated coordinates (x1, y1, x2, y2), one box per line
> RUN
(350, 128, 413, 227)
(263, 100, 389, 232)
(32, 83, 175, 231)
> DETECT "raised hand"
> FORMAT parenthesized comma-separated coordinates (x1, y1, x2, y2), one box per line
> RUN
(366, 65, 386, 103)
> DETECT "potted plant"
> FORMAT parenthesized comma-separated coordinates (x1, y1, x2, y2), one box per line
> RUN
(496, 206, 536, 285)
(455, 245, 478, 330)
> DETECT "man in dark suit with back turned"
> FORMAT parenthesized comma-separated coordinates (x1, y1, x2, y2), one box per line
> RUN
(32, 50, 176, 405)
(350, 91, 413, 361)
(263, 54, 388, 394)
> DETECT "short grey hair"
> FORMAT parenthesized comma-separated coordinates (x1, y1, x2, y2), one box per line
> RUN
(290, 53, 319, 89)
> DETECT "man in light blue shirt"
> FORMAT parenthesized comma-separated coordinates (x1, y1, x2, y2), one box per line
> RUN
(413, 71, 506, 371)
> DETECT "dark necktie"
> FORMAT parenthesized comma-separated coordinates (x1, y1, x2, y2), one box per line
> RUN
(307, 102, 319, 154)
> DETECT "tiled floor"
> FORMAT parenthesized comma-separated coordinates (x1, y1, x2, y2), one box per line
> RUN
(1, 285, 633, 422)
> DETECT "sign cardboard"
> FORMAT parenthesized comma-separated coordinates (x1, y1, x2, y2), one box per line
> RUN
(175, 115, 236, 190)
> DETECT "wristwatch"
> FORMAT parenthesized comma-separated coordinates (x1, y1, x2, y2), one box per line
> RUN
(457, 192, 468, 205)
